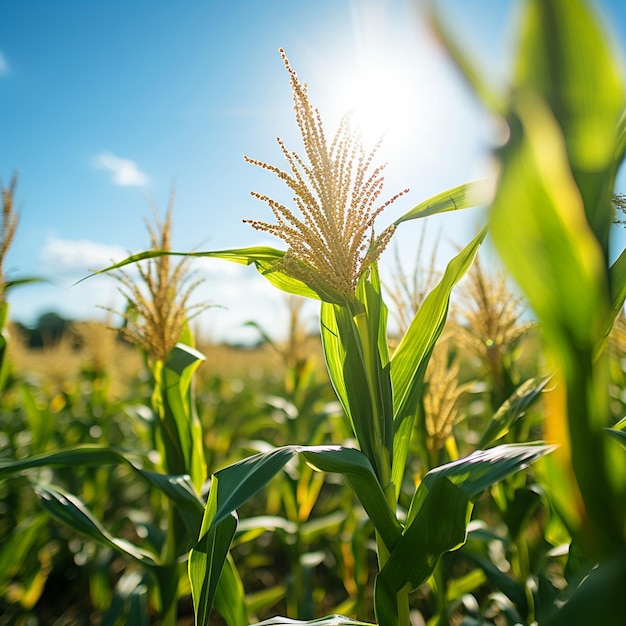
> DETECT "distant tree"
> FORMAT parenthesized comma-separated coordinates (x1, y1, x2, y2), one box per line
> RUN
(19, 312, 74, 348)
(615, 193, 626, 226)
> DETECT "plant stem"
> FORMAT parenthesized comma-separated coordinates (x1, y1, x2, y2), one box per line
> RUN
(433, 562, 448, 626)
(396, 584, 412, 626)
(375, 533, 412, 626)
(154, 557, 180, 626)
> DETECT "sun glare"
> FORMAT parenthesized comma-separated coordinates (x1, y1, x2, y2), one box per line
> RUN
(334, 57, 420, 148)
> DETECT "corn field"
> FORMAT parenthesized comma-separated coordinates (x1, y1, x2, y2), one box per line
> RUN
(1, 1, 626, 625)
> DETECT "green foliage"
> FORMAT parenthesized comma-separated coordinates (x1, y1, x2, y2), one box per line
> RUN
(491, 0, 626, 557)
(152, 341, 207, 490)
(392, 180, 486, 225)
(3, 1, 625, 624)
(189, 443, 551, 625)
(252, 617, 374, 626)
(430, 0, 626, 622)
(389, 226, 487, 498)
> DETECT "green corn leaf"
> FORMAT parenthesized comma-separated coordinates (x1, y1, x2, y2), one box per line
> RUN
(390, 226, 487, 500)
(0, 445, 205, 551)
(213, 555, 248, 626)
(407, 444, 554, 524)
(189, 474, 239, 626)
(425, 2, 505, 114)
(320, 265, 394, 483)
(393, 180, 488, 225)
(491, 77, 611, 349)
(488, 0, 626, 556)
(322, 303, 378, 465)
(478, 376, 550, 448)
(189, 445, 401, 622)
(212, 447, 298, 527)
(164, 341, 204, 373)
(253, 255, 341, 302)
(33, 482, 161, 567)
(158, 342, 207, 491)
(359, 266, 394, 471)
(320, 303, 350, 429)
(606, 428, 626, 449)
(299, 446, 401, 552)
(515, 0, 624, 150)
(252, 616, 375, 626)
(616, 106, 626, 165)
(3, 276, 46, 293)
(141, 471, 205, 544)
(189, 447, 298, 623)
(374, 476, 470, 626)
(609, 247, 626, 327)
(81, 246, 284, 277)
(374, 444, 552, 625)
(192, 443, 540, 623)
(404, 445, 552, 536)
(81, 245, 322, 300)
(214, 445, 398, 549)
(364, 264, 391, 367)
(514, 0, 624, 254)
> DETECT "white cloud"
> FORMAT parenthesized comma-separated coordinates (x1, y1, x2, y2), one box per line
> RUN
(28, 235, 315, 343)
(0, 51, 8, 76)
(95, 152, 148, 186)
(41, 236, 128, 275)
(192, 256, 249, 282)
(7, 273, 127, 327)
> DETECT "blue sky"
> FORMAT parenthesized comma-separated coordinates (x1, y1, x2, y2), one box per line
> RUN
(1, 0, 625, 343)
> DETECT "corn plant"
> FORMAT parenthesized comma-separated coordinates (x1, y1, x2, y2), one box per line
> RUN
(0, 174, 42, 391)
(382, 258, 551, 624)
(97, 50, 552, 625)
(241, 299, 358, 618)
(429, 0, 626, 623)
(0, 175, 19, 394)
(0, 176, 99, 620)
(0, 197, 248, 625)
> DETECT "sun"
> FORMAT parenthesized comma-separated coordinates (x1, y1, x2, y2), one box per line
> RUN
(332, 56, 421, 148)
